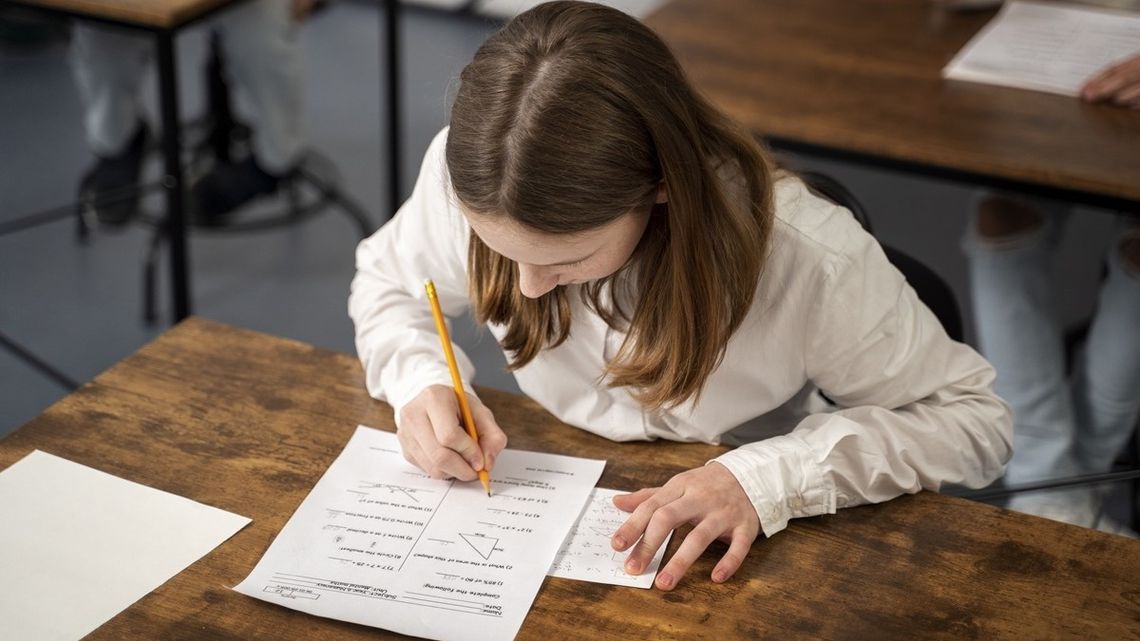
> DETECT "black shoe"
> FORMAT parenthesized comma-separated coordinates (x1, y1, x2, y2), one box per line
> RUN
(78, 124, 148, 226)
(190, 155, 285, 225)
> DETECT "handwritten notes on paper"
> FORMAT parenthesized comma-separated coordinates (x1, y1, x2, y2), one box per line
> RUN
(0, 451, 250, 641)
(549, 487, 670, 589)
(234, 425, 605, 641)
(942, 1, 1140, 96)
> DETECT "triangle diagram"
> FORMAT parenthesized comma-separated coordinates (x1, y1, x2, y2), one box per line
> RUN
(458, 532, 499, 560)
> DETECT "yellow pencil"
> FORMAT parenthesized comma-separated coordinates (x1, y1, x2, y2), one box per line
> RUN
(424, 279, 492, 496)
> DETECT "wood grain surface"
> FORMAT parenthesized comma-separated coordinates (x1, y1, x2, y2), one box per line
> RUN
(7, 0, 235, 28)
(2, 318, 1137, 640)
(645, 0, 1140, 206)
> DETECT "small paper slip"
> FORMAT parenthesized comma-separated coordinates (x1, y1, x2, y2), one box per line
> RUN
(234, 425, 605, 641)
(0, 450, 251, 641)
(548, 487, 671, 589)
(942, 1, 1140, 96)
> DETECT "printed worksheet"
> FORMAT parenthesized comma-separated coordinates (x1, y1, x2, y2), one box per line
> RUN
(234, 425, 605, 641)
(549, 487, 671, 589)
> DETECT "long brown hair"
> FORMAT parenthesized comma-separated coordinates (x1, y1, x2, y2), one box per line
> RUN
(446, 1, 778, 410)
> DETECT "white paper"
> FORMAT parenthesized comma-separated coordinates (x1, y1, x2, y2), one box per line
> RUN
(942, 1, 1140, 96)
(548, 487, 670, 588)
(234, 425, 605, 641)
(0, 450, 251, 641)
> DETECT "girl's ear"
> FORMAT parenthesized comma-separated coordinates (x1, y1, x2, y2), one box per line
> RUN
(655, 181, 668, 204)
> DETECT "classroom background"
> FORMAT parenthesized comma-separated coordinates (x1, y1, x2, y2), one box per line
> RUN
(0, 0, 1120, 440)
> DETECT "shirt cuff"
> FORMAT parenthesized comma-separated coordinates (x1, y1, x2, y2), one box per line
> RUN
(711, 433, 835, 538)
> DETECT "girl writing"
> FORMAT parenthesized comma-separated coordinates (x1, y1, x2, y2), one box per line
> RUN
(349, 1, 1012, 591)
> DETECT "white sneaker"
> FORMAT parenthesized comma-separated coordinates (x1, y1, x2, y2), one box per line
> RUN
(1006, 488, 1098, 528)
(1092, 514, 1140, 540)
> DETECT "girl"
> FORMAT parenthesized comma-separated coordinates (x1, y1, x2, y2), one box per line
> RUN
(349, 1, 1011, 591)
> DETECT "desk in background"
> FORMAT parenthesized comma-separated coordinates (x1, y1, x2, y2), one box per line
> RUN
(1, 317, 1137, 640)
(645, 0, 1140, 213)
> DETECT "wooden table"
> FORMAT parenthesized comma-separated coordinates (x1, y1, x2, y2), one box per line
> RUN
(645, 0, 1140, 213)
(2, 318, 1137, 640)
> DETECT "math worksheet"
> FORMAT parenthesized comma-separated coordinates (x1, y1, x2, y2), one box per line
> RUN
(234, 425, 605, 641)
(549, 487, 671, 589)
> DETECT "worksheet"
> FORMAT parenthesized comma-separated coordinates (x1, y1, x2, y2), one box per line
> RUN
(549, 487, 671, 589)
(234, 425, 605, 641)
(942, 1, 1140, 96)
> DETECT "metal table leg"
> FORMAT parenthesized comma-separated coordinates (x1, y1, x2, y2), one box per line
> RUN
(382, 0, 402, 218)
(156, 29, 192, 321)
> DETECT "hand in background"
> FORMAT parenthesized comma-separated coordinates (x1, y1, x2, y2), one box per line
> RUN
(396, 384, 508, 482)
(611, 462, 759, 591)
(1081, 54, 1140, 110)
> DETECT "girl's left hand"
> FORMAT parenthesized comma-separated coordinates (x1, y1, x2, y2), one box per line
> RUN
(611, 463, 759, 591)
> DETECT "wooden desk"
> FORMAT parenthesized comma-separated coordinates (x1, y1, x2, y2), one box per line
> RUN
(645, 0, 1140, 213)
(6, 0, 233, 28)
(2, 318, 1137, 640)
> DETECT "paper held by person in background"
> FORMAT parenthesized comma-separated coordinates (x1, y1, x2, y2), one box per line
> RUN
(942, 1, 1140, 96)
(0, 450, 251, 641)
(549, 487, 671, 589)
(234, 425, 606, 641)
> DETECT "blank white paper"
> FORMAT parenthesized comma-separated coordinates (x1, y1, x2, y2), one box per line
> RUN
(0, 450, 251, 641)
(942, 1, 1140, 96)
(548, 487, 671, 589)
(234, 425, 605, 641)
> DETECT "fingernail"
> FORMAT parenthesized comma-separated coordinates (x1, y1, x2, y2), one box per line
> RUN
(612, 535, 626, 549)
(625, 559, 641, 574)
(656, 573, 673, 589)
(469, 457, 483, 471)
(712, 569, 726, 582)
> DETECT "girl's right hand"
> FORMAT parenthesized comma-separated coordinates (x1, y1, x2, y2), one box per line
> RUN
(397, 385, 508, 481)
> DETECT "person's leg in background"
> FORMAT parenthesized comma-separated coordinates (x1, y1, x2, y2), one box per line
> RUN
(70, 23, 151, 224)
(962, 194, 1098, 526)
(1072, 219, 1140, 513)
(192, 0, 305, 220)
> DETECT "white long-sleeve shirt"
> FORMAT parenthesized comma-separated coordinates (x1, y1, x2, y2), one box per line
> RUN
(349, 128, 1013, 537)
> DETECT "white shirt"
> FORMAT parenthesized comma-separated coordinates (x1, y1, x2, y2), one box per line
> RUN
(349, 128, 1013, 538)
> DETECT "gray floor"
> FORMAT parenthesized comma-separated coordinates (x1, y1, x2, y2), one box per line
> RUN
(0, 1, 1121, 450)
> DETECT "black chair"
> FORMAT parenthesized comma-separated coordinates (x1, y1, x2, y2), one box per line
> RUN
(798, 170, 964, 343)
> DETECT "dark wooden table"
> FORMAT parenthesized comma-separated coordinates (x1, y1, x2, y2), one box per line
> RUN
(645, 0, 1140, 213)
(2, 318, 1138, 640)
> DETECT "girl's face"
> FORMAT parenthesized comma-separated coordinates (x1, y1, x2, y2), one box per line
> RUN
(465, 208, 652, 299)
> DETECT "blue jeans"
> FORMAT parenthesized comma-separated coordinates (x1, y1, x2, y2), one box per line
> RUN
(963, 204, 1140, 520)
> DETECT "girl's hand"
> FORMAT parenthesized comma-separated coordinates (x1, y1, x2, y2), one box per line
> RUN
(397, 385, 508, 481)
(1081, 54, 1140, 110)
(611, 463, 759, 591)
